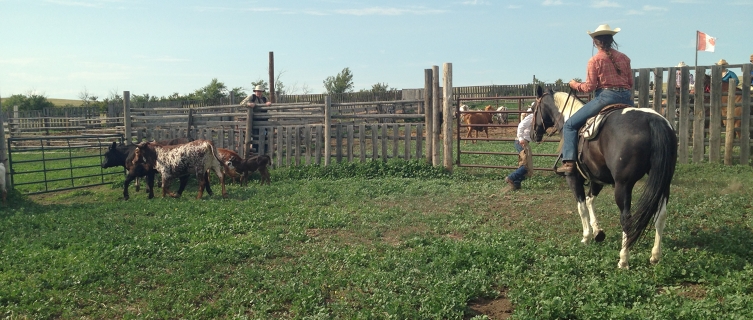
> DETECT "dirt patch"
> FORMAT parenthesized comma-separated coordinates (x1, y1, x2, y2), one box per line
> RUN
(465, 288, 513, 320)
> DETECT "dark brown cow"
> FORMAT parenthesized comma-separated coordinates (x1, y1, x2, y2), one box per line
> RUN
(217, 148, 271, 186)
(132, 139, 231, 199)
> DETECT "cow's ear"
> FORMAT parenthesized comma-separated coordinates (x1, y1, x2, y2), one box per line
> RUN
(111, 141, 117, 150)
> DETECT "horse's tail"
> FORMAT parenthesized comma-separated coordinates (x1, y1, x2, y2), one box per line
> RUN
(624, 115, 678, 248)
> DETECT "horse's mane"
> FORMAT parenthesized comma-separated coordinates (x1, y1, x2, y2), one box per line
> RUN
(553, 92, 584, 119)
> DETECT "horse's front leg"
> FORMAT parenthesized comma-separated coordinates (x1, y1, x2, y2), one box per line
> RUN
(650, 198, 669, 265)
(567, 176, 592, 244)
(587, 183, 606, 242)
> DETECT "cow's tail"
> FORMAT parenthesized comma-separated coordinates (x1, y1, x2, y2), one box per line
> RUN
(207, 142, 232, 177)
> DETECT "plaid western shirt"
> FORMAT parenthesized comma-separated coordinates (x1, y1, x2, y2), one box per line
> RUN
(576, 49, 633, 92)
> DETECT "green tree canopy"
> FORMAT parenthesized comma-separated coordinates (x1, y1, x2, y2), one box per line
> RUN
(1, 93, 55, 112)
(323, 68, 354, 94)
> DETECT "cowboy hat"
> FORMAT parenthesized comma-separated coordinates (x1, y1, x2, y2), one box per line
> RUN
(587, 24, 620, 38)
(677, 62, 687, 67)
(253, 85, 264, 92)
(526, 107, 533, 112)
(716, 59, 729, 66)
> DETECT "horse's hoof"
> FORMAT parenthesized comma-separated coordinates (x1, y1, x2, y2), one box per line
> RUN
(124, 195, 130, 201)
(650, 257, 660, 265)
(222, 193, 228, 199)
(594, 230, 606, 242)
(618, 261, 629, 269)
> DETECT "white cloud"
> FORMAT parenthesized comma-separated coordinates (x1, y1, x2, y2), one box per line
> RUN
(642, 5, 668, 11)
(591, 0, 621, 8)
(0, 58, 40, 66)
(45, 0, 102, 8)
(193, 6, 279, 13)
(626, 9, 643, 15)
(670, 0, 706, 3)
(542, 0, 563, 6)
(335, 7, 446, 16)
(461, 0, 490, 4)
(508, 5, 522, 9)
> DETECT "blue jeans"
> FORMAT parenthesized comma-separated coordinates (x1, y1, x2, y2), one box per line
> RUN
(514, 140, 524, 153)
(561, 88, 633, 161)
(508, 140, 527, 188)
(507, 166, 527, 188)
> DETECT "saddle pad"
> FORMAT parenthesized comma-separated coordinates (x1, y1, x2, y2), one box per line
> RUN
(579, 104, 632, 140)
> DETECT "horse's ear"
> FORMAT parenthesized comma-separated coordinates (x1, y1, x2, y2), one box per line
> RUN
(110, 141, 117, 150)
(536, 85, 543, 98)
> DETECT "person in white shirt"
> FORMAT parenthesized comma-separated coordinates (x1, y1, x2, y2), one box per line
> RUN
(505, 106, 534, 190)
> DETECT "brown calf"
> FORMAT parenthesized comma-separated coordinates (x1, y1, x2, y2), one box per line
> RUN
(217, 148, 271, 186)
(463, 105, 494, 143)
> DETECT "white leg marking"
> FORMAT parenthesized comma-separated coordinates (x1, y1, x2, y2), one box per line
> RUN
(618, 232, 630, 269)
(585, 196, 602, 238)
(651, 198, 668, 265)
(577, 201, 591, 244)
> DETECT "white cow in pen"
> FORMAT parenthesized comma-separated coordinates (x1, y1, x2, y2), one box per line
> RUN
(492, 106, 508, 124)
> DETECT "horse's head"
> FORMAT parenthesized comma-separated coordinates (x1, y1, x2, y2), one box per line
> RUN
(531, 86, 558, 142)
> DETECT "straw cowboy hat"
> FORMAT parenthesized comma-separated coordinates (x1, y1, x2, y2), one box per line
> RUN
(677, 62, 687, 67)
(587, 24, 620, 37)
(253, 85, 264, 92)
(716, 59, 729, 66)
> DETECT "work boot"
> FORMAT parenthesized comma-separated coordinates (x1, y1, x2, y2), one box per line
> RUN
(556, 162, 574, 174)
(505, 177, 520, 190)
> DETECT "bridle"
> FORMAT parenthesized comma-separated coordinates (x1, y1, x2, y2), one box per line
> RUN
(532, 88, 579, 140)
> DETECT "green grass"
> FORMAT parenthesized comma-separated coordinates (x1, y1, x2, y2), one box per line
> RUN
(1, 156, 752, 318)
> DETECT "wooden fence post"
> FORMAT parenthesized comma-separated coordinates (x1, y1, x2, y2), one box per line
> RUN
(0, 106, 9, 188)
(652, 67, 663, 113)
(324, 95, 331, 166)
(740, 64, 751, 165)
(432, 65, 440, 167)
(724, 79, 737, 165)
(424, 68, 433, 164)
(244, 103, 254, 158)
(709, 65, 722, 163)
(187, 108, 194, 140)
(677, 67, 690, 164)
(638, 68, 650, 108)
(692, 66, 705, 163)
(442, 62, 453, 171)
(123, 91, 131, 144)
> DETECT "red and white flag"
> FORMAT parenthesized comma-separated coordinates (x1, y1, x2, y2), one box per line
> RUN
(697, 31, 715, 52)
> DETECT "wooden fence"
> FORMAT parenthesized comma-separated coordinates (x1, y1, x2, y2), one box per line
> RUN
(634, 64, 752, 166)
(2, 64, 752, 169)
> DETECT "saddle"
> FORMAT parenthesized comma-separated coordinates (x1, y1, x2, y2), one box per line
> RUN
(574, 103, 632, 182)
(579, 104, 631, 140)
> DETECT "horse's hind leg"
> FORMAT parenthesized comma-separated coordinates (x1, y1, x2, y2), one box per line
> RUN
(615, 181, 634, 269)
(650, 197, 668, 265)
(587, 184, 606, 242)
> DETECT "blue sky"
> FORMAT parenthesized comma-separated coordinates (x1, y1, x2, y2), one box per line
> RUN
(1, 0, 751, 100)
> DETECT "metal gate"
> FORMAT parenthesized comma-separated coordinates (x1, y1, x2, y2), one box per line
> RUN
(7, 134, 125, 195)
(455, 96, 562, 171)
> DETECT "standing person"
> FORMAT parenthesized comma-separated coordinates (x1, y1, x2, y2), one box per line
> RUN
(505, 107, 534, 190)
(240, 85, 272, 107)
(675, 61, 695, 89)
(240, 85, 272, 153)
(716, 59, 739, 85)
(557, 24, 634, 174)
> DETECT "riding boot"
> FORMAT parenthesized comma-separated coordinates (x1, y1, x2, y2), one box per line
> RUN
(556, 161, 574, 174)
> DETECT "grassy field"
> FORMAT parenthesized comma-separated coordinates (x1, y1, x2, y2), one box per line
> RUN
(1, 154, 752, 319)
(0, 97, 84, 107)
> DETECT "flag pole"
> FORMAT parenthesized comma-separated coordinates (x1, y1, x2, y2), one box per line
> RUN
(695, 30, 698, 67)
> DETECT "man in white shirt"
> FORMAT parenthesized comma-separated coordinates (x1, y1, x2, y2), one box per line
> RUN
(505, 106, 534, 190)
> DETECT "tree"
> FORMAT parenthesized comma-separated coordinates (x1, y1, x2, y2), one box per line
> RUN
(1, 93, 54, 112)
(323, 67, 354, 94)
(193, 78, 228, 105)
(370, 82, 390, 93)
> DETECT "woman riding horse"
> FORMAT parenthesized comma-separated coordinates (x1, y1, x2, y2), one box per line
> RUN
(558, 24, 634, 174)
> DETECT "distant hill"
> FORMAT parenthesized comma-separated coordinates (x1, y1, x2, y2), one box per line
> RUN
(0, 97, 85, 107)
(47, 98, 86, 107)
